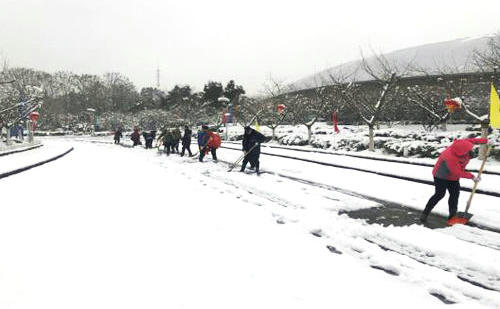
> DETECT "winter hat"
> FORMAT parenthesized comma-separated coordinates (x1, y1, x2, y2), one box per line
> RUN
(451, 140, 475, 157)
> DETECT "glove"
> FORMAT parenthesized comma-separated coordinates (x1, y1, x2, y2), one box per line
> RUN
(473, 176, 481, 183)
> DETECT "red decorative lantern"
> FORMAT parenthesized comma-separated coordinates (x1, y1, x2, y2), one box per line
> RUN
(29, 111, 39, 122)
(277, 104, 286, 114)
(444, 97, 462, 113)
(29, 111, 40, 131)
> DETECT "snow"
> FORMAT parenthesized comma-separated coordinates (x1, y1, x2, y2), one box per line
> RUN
(0, 143, 70, 175)
(221, 142, 499, 193)
(290, 36, 490, 90)
(0, 141, 41, 152)
(1, 137, 499, 308)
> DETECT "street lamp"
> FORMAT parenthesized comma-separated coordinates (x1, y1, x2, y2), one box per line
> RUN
(218, 96, 230, 140)
(86, 108, 96, 135)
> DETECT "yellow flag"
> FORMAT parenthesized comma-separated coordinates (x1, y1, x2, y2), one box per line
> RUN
(491, 83, 500, 129)
(254, 118, 260, 132)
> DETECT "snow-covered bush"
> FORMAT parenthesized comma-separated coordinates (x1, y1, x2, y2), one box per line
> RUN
(269, 123, 500, 160)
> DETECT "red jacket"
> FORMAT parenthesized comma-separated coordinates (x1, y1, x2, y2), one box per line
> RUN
(206, 132, 221, 149)
(432, 138, 488, 181)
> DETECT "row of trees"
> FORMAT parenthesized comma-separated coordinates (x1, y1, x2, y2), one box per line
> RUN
(2, 34, 499, 152)
(0, 62, 247, 131)
(240, 34, 500, 151)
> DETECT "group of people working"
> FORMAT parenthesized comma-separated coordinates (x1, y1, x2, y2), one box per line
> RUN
(114, 124, 266, 173)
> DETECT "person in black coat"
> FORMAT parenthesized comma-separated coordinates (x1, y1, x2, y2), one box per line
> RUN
(143, 131, 155, 149)
(114, 129, 122, 144)
(240, 126, 266, 174)
(180, 125, 192, 157)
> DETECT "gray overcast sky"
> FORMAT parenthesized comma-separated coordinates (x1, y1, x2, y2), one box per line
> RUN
(1, 0, 499, 94)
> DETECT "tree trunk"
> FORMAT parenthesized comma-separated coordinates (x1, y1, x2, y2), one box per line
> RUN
(307, 125, 312, 144)
(28, 121, 34, 143)
(6, 126, 11, 146)
(272, 127, 276, 141)
(368, 125, 374, 152)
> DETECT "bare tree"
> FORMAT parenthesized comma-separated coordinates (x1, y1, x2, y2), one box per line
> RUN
(330, 54, 401, 151)
(473, 33, 500, 71)
(405, 84, 451, 131)
(171, 93, 209, 127)
(260, 76, 290, 140)
(235, 95, 262, 127)
(286, 87, 330, 144)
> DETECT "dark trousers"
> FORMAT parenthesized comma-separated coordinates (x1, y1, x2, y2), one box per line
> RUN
(199, 147, 217, 162)
(164, 143, 173, 155)
(181, 144, 192, 157)
(423, 177, 460, 219)
(241, 153, 259, 172)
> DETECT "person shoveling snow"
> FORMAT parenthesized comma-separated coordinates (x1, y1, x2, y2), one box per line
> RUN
(420, 138, 488, 224)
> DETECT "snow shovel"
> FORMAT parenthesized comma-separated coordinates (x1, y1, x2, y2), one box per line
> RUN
(227, 143, 259, 172)
(448, 145, 492, 226)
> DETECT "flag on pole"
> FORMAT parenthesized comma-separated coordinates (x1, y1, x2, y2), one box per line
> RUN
(490, 83, 500, 129)
(254, 118, 260, 132)
(332, 111, 340, 133)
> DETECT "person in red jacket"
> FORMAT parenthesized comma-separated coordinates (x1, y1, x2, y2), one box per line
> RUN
(420, 138, 488, 222)
(198, 126, 221, 162)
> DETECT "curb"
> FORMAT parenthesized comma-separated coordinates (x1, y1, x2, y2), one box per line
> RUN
(222, 142, 500, 176)
(0, 143, 44, 157)
(220, 146, 500, 198)
(0, 147, 74, 180)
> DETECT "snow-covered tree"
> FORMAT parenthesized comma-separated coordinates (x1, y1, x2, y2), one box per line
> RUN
(474, 33, 500, 71)
(331, 53, 403, 151)
(223, 80, 245, 101)
(405, 84, 451, 131)
(285, 88, 330, 144)
(259, 76, 290, 140)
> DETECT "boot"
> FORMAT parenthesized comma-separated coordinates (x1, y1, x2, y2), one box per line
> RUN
(419, 212, 428, 223)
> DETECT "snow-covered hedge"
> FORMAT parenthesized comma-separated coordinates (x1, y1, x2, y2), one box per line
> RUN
(272, 124, 500, 160)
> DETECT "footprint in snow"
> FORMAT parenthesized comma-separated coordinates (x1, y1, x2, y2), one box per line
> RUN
(326, 245, 342, 254)
(310, 230, 323, 238)
(370, 265, 400, 276)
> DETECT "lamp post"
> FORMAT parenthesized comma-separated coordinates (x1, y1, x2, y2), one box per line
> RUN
(218, 96, 230, 140)
(86, 108, 96, 135)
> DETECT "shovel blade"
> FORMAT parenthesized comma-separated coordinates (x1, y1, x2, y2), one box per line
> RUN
(447, 212, 473, 226)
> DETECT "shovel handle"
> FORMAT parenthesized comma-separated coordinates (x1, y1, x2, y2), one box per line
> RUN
(464, 145, 492, 214)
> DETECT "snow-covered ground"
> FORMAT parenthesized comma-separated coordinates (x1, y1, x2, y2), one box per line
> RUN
(1, 137, 499, 308)
(0, 143, 70, 176)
